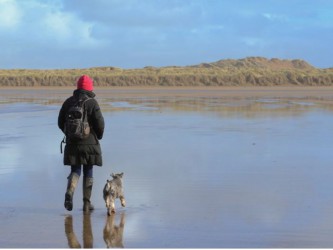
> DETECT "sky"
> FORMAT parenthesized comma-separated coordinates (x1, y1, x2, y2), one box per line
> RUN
(0, 0, 332, 69)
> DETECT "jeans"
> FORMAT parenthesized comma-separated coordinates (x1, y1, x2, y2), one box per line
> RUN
(71, 165, 93, 178)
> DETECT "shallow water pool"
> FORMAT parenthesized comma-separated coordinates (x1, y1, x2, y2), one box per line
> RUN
(1, 88, 333, 247)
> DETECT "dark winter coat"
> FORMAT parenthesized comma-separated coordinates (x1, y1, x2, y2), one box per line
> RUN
(58, 89, 105, 166)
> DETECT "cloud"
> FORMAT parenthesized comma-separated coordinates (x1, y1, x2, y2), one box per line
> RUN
(1, 0, 103, 48)
(0, 0, 332, 69)
(43, 10, 102, 49)
(63, 0, 205, 27)
(0, 0, 22, 29)
(262, 13, 288, 22)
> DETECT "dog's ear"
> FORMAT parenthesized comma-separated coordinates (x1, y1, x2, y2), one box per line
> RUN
(120, 172, 124, 177)
(111, 173, 115, 178)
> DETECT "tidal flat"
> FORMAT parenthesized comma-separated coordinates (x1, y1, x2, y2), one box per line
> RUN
(1, 87, 333, 248)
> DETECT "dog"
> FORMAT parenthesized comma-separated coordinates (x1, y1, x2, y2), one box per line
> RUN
(103, 173, 126, 215)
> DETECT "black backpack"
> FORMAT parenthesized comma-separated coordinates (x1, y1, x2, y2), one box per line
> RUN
(64, 95, 92, 140)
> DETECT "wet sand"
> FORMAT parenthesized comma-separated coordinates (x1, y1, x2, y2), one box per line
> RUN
(1, 87, 333, 247)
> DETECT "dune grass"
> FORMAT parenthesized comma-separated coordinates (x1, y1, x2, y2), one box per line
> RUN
(1, 57, 332, 87)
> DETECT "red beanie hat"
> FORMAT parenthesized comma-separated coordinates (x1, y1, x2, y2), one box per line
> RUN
(77, 75, 94, 91)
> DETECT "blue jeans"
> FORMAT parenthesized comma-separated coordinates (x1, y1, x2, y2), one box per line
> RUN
(71, 165, 93, 178)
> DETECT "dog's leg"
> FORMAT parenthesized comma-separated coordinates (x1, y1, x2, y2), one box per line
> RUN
(107, 207, 112, 216)
(106, 195, 113, 216)
(105, 194, 111, 208)
(120, 195, 126, 207)
(110, 196, 116, 213)
(104, 193, 113, 216)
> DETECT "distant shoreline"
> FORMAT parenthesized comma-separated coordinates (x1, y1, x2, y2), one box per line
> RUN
(2, 86, 333, 101)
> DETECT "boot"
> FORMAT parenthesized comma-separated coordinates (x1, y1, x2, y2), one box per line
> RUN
(64, 172, 80, 211)
(83, 177, 94, 212)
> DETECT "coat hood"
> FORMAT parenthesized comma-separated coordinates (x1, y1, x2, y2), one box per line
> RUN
(73, 89, 96, 98)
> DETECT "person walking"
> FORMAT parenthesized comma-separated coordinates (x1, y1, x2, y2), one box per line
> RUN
(58, 75, 105, 212)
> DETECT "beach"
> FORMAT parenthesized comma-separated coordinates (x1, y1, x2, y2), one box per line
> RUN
(1, 87, 333, 247)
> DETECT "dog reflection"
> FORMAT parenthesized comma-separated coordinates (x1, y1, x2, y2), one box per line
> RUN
(103, 213, 126, 248)
(64, 214, 93, 248)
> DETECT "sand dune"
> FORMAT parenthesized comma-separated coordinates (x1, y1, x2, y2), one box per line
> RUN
(0, 57, 332, 87)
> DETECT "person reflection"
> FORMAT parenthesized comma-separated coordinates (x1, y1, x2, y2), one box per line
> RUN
(64, 215, 81, 248)
(64, 214, 94, 248)
(83, 214, 93, 248)
(103, 213, 126, 248)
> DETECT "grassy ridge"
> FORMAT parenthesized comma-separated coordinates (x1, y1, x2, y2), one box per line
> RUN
(1, 57, 332, 87)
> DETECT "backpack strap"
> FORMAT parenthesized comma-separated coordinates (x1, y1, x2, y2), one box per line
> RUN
(81, 96, 92, 122)
(60, 136, 66, 154)
(73, 94, 91, 107)
(71, 95, 92, 121)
